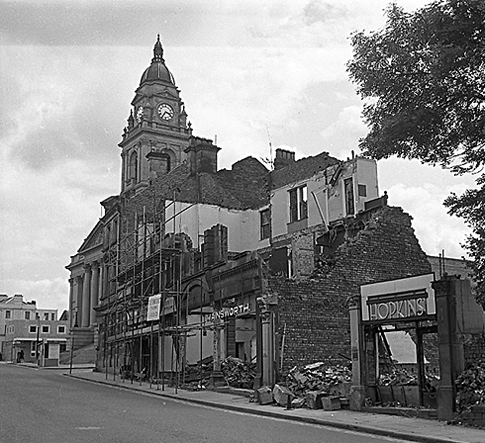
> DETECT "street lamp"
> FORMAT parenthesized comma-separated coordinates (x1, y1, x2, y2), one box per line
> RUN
(36, 314, 41, 366)
(69, 308, 78, 374)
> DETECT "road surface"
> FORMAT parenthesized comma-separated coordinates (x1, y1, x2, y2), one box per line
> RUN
(0, 363, 409, 443)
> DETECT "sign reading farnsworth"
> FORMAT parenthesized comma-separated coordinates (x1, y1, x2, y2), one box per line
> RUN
(147, 294, 161, 322)
(360, 274, 436, 323)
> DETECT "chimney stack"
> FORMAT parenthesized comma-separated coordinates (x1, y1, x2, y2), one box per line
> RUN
(185, 136, 221, 175)
(274, 148, 296, 170)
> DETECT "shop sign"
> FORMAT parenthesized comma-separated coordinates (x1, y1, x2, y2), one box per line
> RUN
(162, 296, 176, 315)
(361, 273, 436, 323)
(367, 290, 427, 321)
(209, 303, 250, 322)
(147, 294, 161, 322)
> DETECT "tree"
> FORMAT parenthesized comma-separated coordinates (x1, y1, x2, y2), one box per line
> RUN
(347, 0, 485, 303)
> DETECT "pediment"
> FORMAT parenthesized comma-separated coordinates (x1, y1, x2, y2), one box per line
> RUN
(78, 220, 103, 253)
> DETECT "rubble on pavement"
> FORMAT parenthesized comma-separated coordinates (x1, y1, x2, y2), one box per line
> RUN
(221, 356, 257, 389)
(286, 362, 352, 398)
(455, 360, 485, 412)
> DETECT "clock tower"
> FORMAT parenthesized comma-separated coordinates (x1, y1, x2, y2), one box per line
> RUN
(119, 35, 192, 194)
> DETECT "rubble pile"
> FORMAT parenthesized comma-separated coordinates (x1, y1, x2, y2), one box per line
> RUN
(183, 359, 213, 389)
(286, 362, 352, 397)
(378, 367, 439, 388)
(378, 367, 418, 386)
(456, 360, 485, 412)
(221, 356, 257, 389)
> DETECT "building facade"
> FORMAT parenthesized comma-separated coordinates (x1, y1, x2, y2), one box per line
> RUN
(66, 37, 438, 389)
(0, 294, 68, 365)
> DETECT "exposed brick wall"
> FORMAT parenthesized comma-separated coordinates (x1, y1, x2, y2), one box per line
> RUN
(291, 230, 315, 277)
(267, 206, 432, 373)
(464, 334, 485, 366)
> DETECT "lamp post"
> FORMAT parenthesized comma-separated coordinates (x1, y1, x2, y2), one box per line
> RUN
(200, 284, 203, 386)
(36, 314, 41, 366)
(69, 308, 77, 374)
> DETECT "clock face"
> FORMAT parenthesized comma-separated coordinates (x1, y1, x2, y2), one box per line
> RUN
(136, 106, 144, 122)
(157, 103, 174, 121)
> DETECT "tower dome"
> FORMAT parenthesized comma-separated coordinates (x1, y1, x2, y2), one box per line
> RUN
(139, 35, 175, 85)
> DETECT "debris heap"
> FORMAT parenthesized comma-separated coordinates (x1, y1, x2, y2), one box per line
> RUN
(456, 360, 485, 412)
(286, 362, 351, 397)
(221, 356, 257, 389)
(378, 366, 439, 388)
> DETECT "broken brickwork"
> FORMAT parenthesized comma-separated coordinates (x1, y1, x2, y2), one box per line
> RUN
(291, 229, 315, 278)
(266, 205, 432, 374)
(464, 334, 485, 366)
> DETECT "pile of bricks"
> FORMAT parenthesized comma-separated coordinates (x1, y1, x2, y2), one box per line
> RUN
(286, 362, 351, 397)
(221, 356, 256, 389)
(256, 362, 352, 410)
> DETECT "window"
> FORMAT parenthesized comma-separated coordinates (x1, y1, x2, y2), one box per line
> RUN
(25, 311, 31, 320)
(260, 209, 271, 240)
(344, 178, 355, 216)
(289, 185, 308, 223)
(358, 184, 367, 197)
(42, 325, 50, 333)
(129, 151, 138, 183)
(58, 325, 66, 334)
(31, 342, 36, 357)
(29, 325, 37, 333)
(51, 313, 55, 321)
(5, 310, 11, 319)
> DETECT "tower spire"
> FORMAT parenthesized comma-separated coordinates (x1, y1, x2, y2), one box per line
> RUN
(152, 34, 164, 62)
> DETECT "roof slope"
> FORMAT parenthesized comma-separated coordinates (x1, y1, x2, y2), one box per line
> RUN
(151, 157, 269, 210)
(271, 151, 339, 189)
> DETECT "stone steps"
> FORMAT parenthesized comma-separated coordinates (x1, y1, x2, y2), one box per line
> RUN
(60, 343, 97, 365)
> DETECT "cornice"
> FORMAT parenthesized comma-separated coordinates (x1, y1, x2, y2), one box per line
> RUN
(119, 125, 190, 147)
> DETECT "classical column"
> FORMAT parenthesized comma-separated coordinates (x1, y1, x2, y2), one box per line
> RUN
(68, 278, 74, 328)
(82, 264, 92, 328)
(90, 262, 100, 326)
(75, 275, 83, 327)
(98, 264, 103, 300)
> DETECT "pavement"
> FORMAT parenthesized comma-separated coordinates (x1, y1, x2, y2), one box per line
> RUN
(8, 362, 485, 443)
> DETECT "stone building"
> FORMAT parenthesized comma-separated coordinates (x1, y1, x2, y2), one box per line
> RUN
(0, 294, 68, 365)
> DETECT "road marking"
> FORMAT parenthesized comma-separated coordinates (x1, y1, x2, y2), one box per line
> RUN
(75, 426, 103, 430)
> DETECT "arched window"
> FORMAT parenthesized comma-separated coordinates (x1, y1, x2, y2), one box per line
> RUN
(166, 155, 171, 173)
(129, 151, 138, 182)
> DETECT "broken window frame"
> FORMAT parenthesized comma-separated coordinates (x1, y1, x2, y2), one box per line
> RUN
(289, 185, 308, 223)
(344, 177, 355, 216)
(260, 208, 271, 240)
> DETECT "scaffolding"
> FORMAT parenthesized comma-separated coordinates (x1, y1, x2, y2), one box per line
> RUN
(98, 184, 211, 390)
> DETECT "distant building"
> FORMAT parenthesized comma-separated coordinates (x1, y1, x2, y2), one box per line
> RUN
(428, 255, 473, 282)
(0, 294, 68, 365)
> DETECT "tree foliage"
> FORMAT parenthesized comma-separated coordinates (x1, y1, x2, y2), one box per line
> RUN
(347, 0, 485, 302)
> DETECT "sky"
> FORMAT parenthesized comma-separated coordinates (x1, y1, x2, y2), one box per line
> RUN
(0, 0, 476, 313)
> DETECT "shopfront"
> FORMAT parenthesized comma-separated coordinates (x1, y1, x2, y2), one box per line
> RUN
(359, 274, 438, 408)
(350, 273, 485, 420)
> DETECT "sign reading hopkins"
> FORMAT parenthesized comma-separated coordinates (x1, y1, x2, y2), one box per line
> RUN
(360, 274, 436, 323)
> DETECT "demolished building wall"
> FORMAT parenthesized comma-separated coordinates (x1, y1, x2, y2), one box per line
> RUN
(265, 205, 432, 374)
